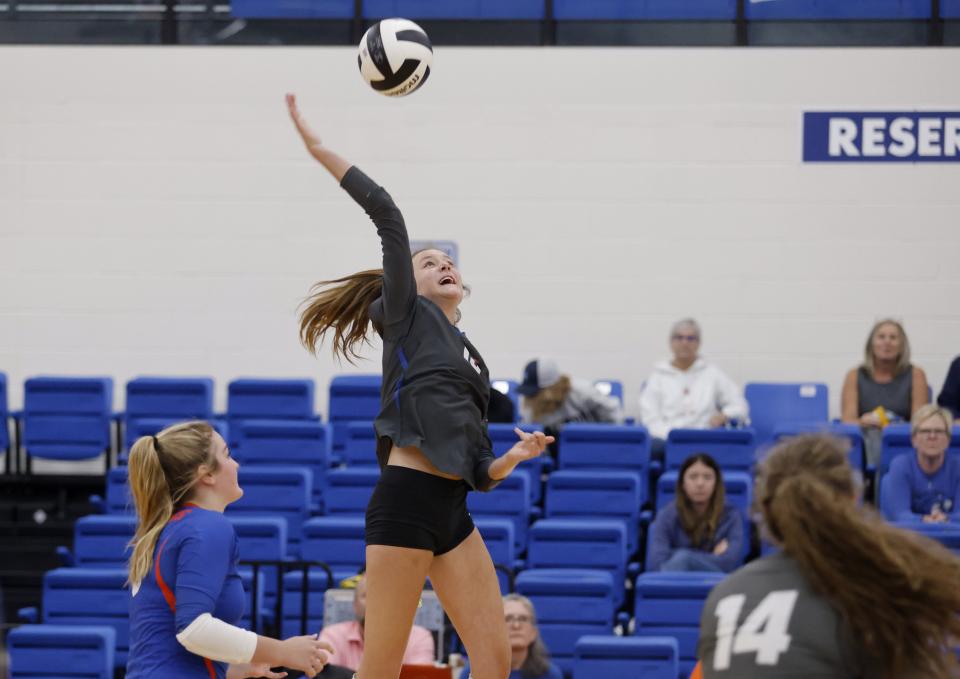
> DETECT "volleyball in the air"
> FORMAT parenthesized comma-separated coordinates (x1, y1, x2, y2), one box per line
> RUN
(358, 18, 433, 97)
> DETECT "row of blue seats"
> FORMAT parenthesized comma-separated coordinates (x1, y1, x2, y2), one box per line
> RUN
(231, 0, 960, 21)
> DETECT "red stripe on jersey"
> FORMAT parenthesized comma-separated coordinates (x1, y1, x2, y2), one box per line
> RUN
(154, 537, 177, 612)
(169, 507, 195, 523)
(204, 657, 217, 679)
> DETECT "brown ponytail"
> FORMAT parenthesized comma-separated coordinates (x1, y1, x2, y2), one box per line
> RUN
(127, 421, 216, 588)
(299, 269, 384, 363)
(758, 434, 960, 678)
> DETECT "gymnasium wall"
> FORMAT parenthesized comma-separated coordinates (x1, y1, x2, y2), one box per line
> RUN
(1, 46, 958, 418)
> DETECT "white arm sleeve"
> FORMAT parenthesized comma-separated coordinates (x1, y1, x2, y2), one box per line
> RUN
(175, 612, 258, 665)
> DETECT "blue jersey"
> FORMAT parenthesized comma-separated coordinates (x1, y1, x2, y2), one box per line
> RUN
(127, 504, 246, 679)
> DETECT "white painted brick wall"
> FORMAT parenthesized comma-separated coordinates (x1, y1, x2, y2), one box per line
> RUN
(1, 46, 958, 419)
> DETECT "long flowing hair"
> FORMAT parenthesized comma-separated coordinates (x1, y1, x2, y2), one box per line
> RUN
(524, 375, 572, 422)
(299, 269, 384, 363)
(676, 453, 726, 547)
(757, 434, 960, 678)
(126, 421, 216, 588)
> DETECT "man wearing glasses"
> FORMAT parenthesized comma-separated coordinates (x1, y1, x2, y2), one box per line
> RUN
(881, 404, 960, 523)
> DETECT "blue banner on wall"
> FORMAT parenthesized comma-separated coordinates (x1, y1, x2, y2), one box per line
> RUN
(803, 112, 960, 162)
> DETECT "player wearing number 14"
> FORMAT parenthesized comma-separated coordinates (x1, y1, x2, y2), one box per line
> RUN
(696, 434, 960, 679)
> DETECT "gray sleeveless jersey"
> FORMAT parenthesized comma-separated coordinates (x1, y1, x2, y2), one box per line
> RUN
(697, 551, 882, 679)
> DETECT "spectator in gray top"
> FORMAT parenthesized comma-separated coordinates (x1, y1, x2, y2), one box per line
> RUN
(517, 358, 622, 431)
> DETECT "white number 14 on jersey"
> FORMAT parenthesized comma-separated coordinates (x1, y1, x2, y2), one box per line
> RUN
(712, 590, 799, 670)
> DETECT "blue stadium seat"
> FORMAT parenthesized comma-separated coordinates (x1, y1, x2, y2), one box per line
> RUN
(744, 382, 828, 445)
(665, 428, 757, 473)
(238, 569, 266, 632)
(8, 624, 115, 679)
(281, 568, 334, 638)
(633, 572, 725, 677)
(38, 568, 130, 667)
(300, 516, 366, 584)
(227, 467, 312, 555)
(594, 379, 624, 407)
(70, 515, 137, 568)
(124, 376, 214, 445)
(487, 422, 549, 504)
(474, 517, 517, 593)
(745, 0, 931, 19)
(467, 472, 531, 551)
(324, 467, 380, 516)
(343, 421, 379, 467)
(527, 519, 628, 606)
(574, 635, 679, 679)
(773, 422, 865, 474)
(558, 424, 651, 476)
(363, 0, 546, 19)
(944, 0, 960, 17)
(880, 424, 960, 480)
(545, 470, 643, 555)
(893, 521, 960, 556)
(227, 379, 316, 446)
(102, 466, 133, 514)
(229, 516, 287, 630)
(516, 569, 617, 676)
(328, 375, 381, 455)
(232, 0, 354, 18)
(23, 377, 113, 467)
(555, 0, 736, 20)
(236, 420, 332, 507)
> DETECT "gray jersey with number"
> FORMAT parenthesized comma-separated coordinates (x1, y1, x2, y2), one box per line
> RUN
(697, 551, 882, 679)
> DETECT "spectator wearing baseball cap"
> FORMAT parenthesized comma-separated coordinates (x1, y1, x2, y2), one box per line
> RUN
(517, 358, 622, 431)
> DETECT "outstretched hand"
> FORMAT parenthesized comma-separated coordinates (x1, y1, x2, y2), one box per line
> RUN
(286, 93, 325, 161)
(507, 427, 554, 462)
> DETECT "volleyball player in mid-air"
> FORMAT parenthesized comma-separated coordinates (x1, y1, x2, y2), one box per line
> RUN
(287, 93, 553, 679)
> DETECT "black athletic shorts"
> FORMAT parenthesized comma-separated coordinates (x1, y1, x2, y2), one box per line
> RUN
(365, 465, 475, 555)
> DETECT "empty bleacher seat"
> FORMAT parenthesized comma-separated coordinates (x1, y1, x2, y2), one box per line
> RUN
(665, 428, 756, 473)
(236, 420, 332, 506)
(574, 635, 679, 679)
(227, 467, 312, 555)
(238, 569, 267, 632)
(633, 572, 725, 677)
(23, 377, 113, 468)
(232, 0, 354, 18)
(8, 624, 116, 679)
(124, 377, 214, 447)
(328, 375, 381, 455)
(101, 466, 133, 514)
(744, 382, 828, 445)
(363, 0, 546, 19)
(227, 378, 316, 445)
(558, 424, 651, 476)
(745, 0, 931, 19)
(593, 379, 624, 407)
(324, 467, 380, 516)
(474, 517, 517, 593)
(527, 519, 628, 606)
(545, 470, 643, 554)
(281, 568, 334, 637)
(554, 0, 736, 20)
(467, 472, 531, 551)
(344, 421, 379, 466)
(70, 515, 137, 568)
(300, 516, 366, 583)
(229, 516, 287, 629)
(944, 0, 960, 17)
(893, 522, 960, 556)
(516, 569, 617, 676)
(37, 568, 130, 667)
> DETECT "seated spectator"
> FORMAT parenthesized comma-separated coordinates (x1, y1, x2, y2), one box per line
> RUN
(841, 319, 929, 468)
(462, 594, 562, 679)
(318, 572, 434, 675)
(937, 355, 960, 421)
(639, 318, 748, 459)
(881, 404, 959, 523)
(647, 453, 744, 573)
(516, 358, 622, 430)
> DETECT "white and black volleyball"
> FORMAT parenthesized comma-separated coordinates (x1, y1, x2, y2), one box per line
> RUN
(358, 18, 433, 97)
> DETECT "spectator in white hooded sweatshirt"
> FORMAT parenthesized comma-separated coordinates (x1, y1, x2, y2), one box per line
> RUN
(639, 318, 749, 460)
